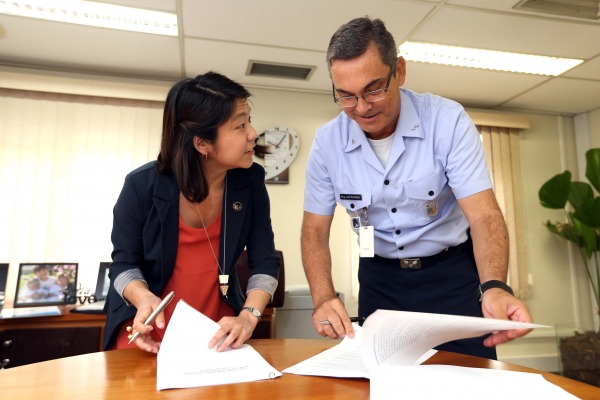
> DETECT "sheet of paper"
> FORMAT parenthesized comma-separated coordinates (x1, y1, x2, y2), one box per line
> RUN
(371, 365, 581, 400)
(282, 324, 436, 378)
(361, 310, 547, 371)
(283, 310, 547, 379)
(156, 300, 282, 391)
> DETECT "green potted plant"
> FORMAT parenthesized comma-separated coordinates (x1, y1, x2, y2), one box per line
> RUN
(538, 147, 600, 386)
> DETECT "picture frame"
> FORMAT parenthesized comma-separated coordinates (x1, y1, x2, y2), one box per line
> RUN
(95, 262, 110, 301)
(14, 263, 78, 308)
(0, 263, 8, 309)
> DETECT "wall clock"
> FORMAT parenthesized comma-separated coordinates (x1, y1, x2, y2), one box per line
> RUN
(255, 126, 300, 184)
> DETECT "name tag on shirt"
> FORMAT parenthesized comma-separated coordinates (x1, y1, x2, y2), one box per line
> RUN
(359, 226, 374, 257)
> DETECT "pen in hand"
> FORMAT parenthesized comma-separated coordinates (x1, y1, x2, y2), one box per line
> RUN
(317, 316, 365, 325)
(350, 316, 365, 323)
(128, 291, 175, 345)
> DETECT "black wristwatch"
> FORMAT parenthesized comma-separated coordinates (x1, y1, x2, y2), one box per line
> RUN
(478, 280, 514, 302)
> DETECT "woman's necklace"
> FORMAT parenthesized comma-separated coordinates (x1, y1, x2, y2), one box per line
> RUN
(195, 177, 228, 298)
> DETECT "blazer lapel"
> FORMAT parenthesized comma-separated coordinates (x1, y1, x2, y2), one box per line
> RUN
(221, 170, 250, 274)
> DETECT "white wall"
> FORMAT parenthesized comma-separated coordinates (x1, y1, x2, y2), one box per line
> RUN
(1, 66, 599, 370)
(249, 88, 358, 315)
(588, 108, 600, 149)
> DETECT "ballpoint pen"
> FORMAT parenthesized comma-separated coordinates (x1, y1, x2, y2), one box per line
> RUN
(317, 316, 365, 325)
(128, 291, 175, 344)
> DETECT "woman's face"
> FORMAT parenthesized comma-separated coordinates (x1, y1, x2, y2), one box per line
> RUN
(204, 99, 257, 171)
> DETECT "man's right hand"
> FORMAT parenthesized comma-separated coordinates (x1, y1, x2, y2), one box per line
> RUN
(312, 296, 355, 339)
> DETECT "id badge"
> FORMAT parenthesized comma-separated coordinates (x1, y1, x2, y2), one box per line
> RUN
(359, 226, 374, 257)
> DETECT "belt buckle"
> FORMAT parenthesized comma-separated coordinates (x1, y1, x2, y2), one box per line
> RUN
(400, 258, 421, 269)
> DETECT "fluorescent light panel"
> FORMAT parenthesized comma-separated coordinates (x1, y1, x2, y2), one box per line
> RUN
(399, 41, 583, 76)
(0, 0, 178, 36)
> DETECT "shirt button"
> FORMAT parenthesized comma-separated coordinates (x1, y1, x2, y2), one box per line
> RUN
(395, 230, 401, 235)
(350, 203, 355, 209)
(428, 190, 434, 196)
(384, 179, 390, 185)
(391, 208, 397, 213)
(399, 246, 405, 250)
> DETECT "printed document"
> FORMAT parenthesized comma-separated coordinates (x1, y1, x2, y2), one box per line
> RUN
(284, 309, 546, 378)
(284, 311, 574, 399)
(371, 365, 580, 400)
(156, 300, 281, 391)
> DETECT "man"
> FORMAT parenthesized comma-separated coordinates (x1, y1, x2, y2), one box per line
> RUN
(301, 17, 532, 359)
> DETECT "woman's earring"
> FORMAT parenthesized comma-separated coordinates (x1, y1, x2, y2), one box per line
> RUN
(202, 152, 208, 160)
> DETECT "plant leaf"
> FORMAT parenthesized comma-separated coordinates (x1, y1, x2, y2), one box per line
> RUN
(572, 218, 597, 258)
(568, 181, 593, 209)
(572, 197, 600, 228)
(585, 148, 600, 194)
(545, 222, 581, 247)
(539, 171, 571, 209)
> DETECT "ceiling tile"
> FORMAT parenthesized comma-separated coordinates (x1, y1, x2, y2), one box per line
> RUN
(563, 56, 600, 80)
(106, 0, 177, 12)
(404, 62, 547, 108)
(0, 16, 181, 79)
(184, 38, 331, 91)
(501, 77, 600, 114)
(181, 0, 434, 50)
(410, 6, 600, 59)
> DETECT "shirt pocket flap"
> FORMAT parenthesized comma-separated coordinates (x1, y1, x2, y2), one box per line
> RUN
(337, 188, 372, 210)
(404, 171, 447, 200)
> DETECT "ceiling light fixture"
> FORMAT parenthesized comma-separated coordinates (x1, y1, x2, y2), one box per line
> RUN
(398, 41, 583, 76)
(0, 0, 178, 36)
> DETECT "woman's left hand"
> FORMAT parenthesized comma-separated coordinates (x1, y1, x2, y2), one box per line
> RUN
(209, 313, 258, 352)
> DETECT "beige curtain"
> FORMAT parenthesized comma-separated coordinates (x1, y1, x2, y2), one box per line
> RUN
(0, 88, 163, 304)
(478, 125, 529, 299)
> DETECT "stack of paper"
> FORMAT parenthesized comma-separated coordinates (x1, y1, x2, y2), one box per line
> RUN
(156, 300, 281, 391)
(284, 309, 545, 377)
(284, 310, 578, 400)
(371, 365, 580, 400)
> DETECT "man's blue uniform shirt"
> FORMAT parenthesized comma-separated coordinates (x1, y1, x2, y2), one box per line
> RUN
(304, 88, 492, 258)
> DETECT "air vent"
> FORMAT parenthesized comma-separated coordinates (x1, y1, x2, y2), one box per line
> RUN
(513, 0, 600, 20)
(246, 60, 315, 80)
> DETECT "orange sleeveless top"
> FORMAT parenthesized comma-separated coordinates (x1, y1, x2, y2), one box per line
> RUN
(113, 214, 234, 349)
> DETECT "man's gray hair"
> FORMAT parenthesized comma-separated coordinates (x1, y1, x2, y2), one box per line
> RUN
(326, 17, 397, 70)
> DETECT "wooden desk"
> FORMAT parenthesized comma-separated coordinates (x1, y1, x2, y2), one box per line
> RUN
(0, 339, 598, 399)
(0, 308, 106, 340)
(0, 308, 106, 368)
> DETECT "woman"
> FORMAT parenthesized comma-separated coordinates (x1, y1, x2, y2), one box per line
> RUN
(103, 72, 280, 353)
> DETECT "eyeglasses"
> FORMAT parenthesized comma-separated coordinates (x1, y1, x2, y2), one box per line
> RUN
(332, 60, 396, 108)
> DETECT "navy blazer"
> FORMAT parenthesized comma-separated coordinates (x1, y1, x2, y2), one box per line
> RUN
(103, 161, 280, 350)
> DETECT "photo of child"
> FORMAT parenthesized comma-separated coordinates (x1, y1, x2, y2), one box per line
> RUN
(14, 263, 78, 307)
(46, 273, 69, 301)
(18, 278, 48, 302)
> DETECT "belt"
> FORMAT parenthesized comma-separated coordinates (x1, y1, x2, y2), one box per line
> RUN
(373, 238, 472, 270)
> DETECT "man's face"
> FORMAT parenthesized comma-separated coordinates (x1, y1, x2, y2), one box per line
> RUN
(330, 43, 406, 140)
